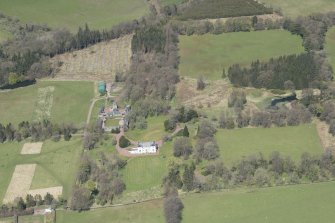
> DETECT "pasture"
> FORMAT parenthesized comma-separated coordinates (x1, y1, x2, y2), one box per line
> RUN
(56, 181, 335, 223)
(125, 116, 168, 142)
(177, 0, 272, 20)
(215, 124, 323, 165)
(179, 30, 304, 80)
(160, 0, 185, 6)
(0, 0, 149, 31)
(0, 138, 82, 204)
(260, 0, 335, 18)
(0, 81, 93, 125)
(325, 27, 335, 75)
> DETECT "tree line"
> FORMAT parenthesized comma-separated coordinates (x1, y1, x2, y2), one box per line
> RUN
(0, 120, 77, 143)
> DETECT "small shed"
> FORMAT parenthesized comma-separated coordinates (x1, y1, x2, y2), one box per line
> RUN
(98, 81, 106, 95)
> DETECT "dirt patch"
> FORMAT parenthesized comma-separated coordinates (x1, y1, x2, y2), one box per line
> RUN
(32, 86, 55, 122)
(50, 35, 133, 81)
(21, 142, 43, 155)
(28, 186, 63, 199)
(3, 164, 36, 203)
(176, 78, 232, 109)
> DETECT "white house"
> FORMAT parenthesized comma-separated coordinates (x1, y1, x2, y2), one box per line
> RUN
(129, 146, 157, 154)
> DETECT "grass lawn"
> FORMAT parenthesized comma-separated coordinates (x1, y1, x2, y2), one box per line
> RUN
(89, 99, 105, 125)
(260, 0, 335, 18)
(0, 81, 93, 126)
(325, 27, 335, 76)
(122, 142, 173, 192)
(56, 181, 335, 223)
(0, 138, 82, 204)
(0, 0, 149, 32)
(105, 118, 121, 127)
(215, 124, 323, 165)
(125, 116, 167, 142)
(179, 30, 304, 80)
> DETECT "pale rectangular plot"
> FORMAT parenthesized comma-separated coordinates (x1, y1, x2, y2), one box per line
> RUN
(28, 186, 63, 199)
(3, 164, 36, 203)
(21, 142, 43, 155)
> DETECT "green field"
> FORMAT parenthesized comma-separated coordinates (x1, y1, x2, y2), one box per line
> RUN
(261, 0, 335, 18)
(160, 0, 185, 6)
(0, 81, 93, 126)
(122, 142, 172, 192)
(215, 124, 323, 165)
(0, 0, 149, 31)
(125, 116, 168, 142)
(0, 139, 82, 204)
(325, 27, 335, 76)
(56, 181, 335, 223)
(179, 30, 304, 80)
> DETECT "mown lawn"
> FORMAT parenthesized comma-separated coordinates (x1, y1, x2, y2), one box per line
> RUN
(122, 142, 173, 192)
(0, 214, 44, 223)
(260, 0, 335, 18)
(215, 124, 323, 165)
(125, 116, 168, 142)
(160, 0, 185, 6)
(0, 81, 93, 126)
(325, 27, 335, 77)
(0, 0, 149, 32)
(56, 181, 335, 223)
(0, 138, 82, 204)
(179, 30, 304, 80)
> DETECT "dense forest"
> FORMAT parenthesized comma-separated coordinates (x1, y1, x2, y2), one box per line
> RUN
(228, 53, 333, 90)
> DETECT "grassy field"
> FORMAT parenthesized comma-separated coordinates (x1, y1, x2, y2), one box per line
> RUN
(0, 138, 82, 204)
(179, 30, 304, 80)
(260, 0, 335, 18)
(325, 27, 335, 76)
(215, 124, 323, 165)
(125, 116, 168, 142)
(122, 142, 172, 192)
(160, 0, 185, 6)
(0, 215, 44, 223)
(0, 81, 93, 126)
(56, 181, 335, 223)
(0, 0, 149, 32)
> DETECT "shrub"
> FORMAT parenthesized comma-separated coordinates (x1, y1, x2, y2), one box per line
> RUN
(119, 136, 131, 148)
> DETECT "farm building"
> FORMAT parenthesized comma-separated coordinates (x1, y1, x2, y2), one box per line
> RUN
(98, 81, 106, 95)
(129, 142, 158, 155)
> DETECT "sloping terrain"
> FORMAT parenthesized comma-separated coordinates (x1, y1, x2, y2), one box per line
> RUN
(50, 35, 132, 81)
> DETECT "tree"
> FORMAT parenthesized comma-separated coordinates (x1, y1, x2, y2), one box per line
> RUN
(25, 194, 36, 208)
(164, 189, 184, 223)
(173, 137, 193, 159)
(70, 187, 93, 211)
(329, 119, 335, 136)
(254, 168, 270, 187)
(203, 141, 220, 160)
(182, 125, 189, 137)
(182, 163, 195, 192)
(163, 163, 183, 189)
(197, 76, 205, 90)
(44, 193, 54, 205)
(197, 119, 216, 139)
(119, 136, 131, 148)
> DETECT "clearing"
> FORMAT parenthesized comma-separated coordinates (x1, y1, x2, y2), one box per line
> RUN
(215, 124, 323, 165)
(260, 0, 335, 18)
(21, 142, 43, 155)
(0, 81, 93, 125)
(50, 35, 133, 81)
(179, 30, 304, 80)
(56, 181, 335, 223)
(0, 0, 149, 31)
